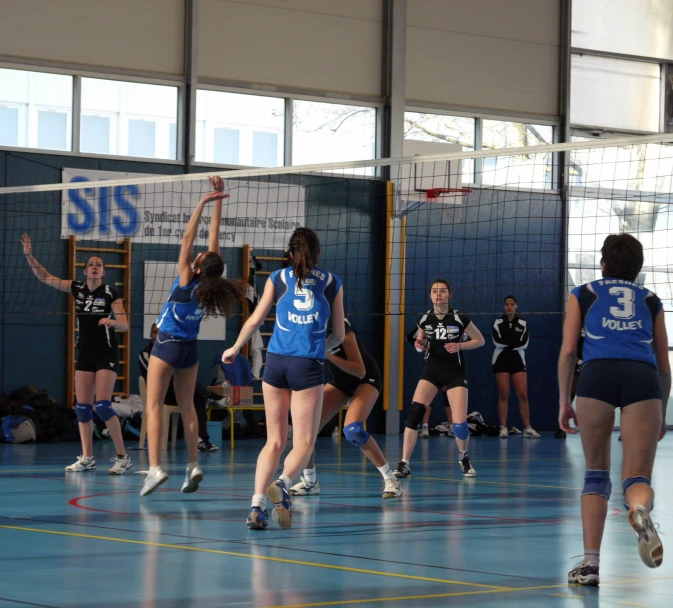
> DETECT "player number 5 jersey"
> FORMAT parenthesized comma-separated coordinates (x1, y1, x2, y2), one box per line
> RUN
(267, 267, 342, 360)
(572, 279, 662, 368)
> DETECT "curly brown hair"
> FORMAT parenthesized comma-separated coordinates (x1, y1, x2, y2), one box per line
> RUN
(289, 227, 320, 288)
(194, 252, 245, 317)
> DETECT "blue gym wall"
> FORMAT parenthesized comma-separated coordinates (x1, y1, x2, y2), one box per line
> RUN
(403, 188, 564, 432)
(0, 152, 387, 431)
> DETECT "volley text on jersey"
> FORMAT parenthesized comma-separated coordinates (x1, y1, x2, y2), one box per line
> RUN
(156, 276, 203, 340)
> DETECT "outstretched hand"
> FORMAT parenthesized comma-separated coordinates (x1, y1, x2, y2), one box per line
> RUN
(20, 233, 33, 256)
(558, 403, 579, 434)
(201, 176, 229, 204)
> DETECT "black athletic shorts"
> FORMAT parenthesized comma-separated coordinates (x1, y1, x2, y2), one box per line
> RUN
(492, 349, 526, 375)
(576, 359, 662, 409)
(420, 362, 467, 390)
(329, 362, 383, 398)
(76, 347, 118, 374)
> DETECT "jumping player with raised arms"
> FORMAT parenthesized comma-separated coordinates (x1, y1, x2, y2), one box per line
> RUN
(395, 279, 485, 478)
(21, 234, 132, 474)
(141, 176, 243, 496)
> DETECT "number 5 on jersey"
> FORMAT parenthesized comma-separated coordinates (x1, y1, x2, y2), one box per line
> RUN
(294, 282, 315, 311)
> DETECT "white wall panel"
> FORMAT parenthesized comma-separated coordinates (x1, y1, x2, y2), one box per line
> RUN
(199, 0, 383, 96)
(406, 0, 560, 116)
(0, 0, 185, 75)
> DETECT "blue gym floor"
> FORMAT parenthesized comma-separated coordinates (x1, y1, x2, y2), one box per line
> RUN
(0, 434, 671, 607)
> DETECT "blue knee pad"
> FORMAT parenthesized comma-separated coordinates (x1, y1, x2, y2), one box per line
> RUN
(75, 402, 93, 423)
(94, 400, 115, 422)
(622, 476, 651, 509)
(343, 422, 370, 447)
(582, 470, 612, 500)
(453, 421, 469, 440)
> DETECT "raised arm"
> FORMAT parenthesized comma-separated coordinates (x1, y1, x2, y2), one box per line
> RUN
(20, 234, 71, 293)
(222, 278, 276, 363)
(178, 177, 228, 287)
(209, 177, 224, 255)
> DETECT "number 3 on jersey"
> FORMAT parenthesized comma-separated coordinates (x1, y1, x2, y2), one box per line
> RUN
(294, 282, 315, 311)
(609, 286, 635, 320)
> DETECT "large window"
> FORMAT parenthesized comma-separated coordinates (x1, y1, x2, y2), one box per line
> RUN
(481, 120, 554, 189)
(292, 100, 376, 170)
(80, 78, 178, 159)
(571, 55, 660, 133)
(404, 112, 475, 184)
(0, 68, 72, 151)
(195, 90, 284, 167)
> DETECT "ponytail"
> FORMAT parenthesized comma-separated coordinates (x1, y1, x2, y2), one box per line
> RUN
(288, 227, 320, 289)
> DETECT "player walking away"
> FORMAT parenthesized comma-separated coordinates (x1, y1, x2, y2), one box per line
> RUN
(290, 318, 401, 499)
(141, 177, 243, 497)
(559, 234, 670, 585)
(21, 234, 132, 474)
(492, 295, 540, 439)
(222, 227, 345, 530)
(394, 280, 485, 479)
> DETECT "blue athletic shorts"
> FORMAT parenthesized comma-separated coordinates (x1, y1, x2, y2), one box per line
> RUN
(576, 359, 662, 409)
(263, 352, 325, 391)
(151, 331, 199, 369)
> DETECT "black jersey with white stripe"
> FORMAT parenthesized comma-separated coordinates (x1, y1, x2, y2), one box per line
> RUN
(492, 314, 529, 365)
(417, 309, 471, 367)
(71, 281, 121, 350)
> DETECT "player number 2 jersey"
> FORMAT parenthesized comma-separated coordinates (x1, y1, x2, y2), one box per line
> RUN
(71, 281, 121, 351)
(267, 267, 342, 360)
(572, 279, 662, 368)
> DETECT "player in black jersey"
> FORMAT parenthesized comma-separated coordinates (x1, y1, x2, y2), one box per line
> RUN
(492, 295, 540, 439)
(21, 234, 132, 475)
(394, 279, 485, 479)
(290, 318, 401, 499)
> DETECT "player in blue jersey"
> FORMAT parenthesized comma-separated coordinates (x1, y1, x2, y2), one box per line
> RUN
(141, 177, 244, 497)
(222, 227, 345, 530)
(559, 234, 670, 585)
(394, 279, 485, 479)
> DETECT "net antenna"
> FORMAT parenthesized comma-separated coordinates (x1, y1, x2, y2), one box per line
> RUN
(393, 140, 471, 218)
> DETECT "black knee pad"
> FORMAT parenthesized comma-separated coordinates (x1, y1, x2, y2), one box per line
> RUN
(405, 401, 427, 430)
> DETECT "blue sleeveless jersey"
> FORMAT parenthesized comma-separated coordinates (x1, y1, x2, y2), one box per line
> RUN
(572, 279, 662, 368)
(156, 276, 203, 340)
(267, 267, 342, 360)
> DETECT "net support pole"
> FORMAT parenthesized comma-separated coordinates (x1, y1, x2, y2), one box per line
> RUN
(384, 182, 404, 432)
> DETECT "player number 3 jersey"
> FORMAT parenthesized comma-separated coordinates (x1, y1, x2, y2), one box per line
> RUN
(267, 267, 342, 360)
(572, 279, 662, 368)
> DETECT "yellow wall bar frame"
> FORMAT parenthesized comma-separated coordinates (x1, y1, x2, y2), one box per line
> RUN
(383, 182, 406, 411)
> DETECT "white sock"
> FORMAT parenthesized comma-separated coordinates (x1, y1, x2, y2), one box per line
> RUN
(149, 465, 161, 474)
(584, 550, 600, 567)
(280, 474, 292, 489)
(187, 461, 198, 472)
(303, 468, 317, 484)
(401, 459, 409, 465)
(251, 494, 267, 509)
(422, 423, 428, 429)
(377, 463, 395, 480)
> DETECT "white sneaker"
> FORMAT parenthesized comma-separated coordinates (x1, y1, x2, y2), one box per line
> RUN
(509, 426, 523, 436)
(65, 455, 96, 472)
(108, 455, 132, 475)
(289, 477, 320, 496)
(629, 505, 663, 568)
(523, 427, 541, 439)
(181, 463, 204, 494)
(420, 425, 430, 438)
(140, 466, 169, 497)
(499, 426, 508, 439)
(382, 477, 402, 499)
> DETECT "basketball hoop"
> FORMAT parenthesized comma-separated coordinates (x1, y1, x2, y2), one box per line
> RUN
(425, 187, 472, 203)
